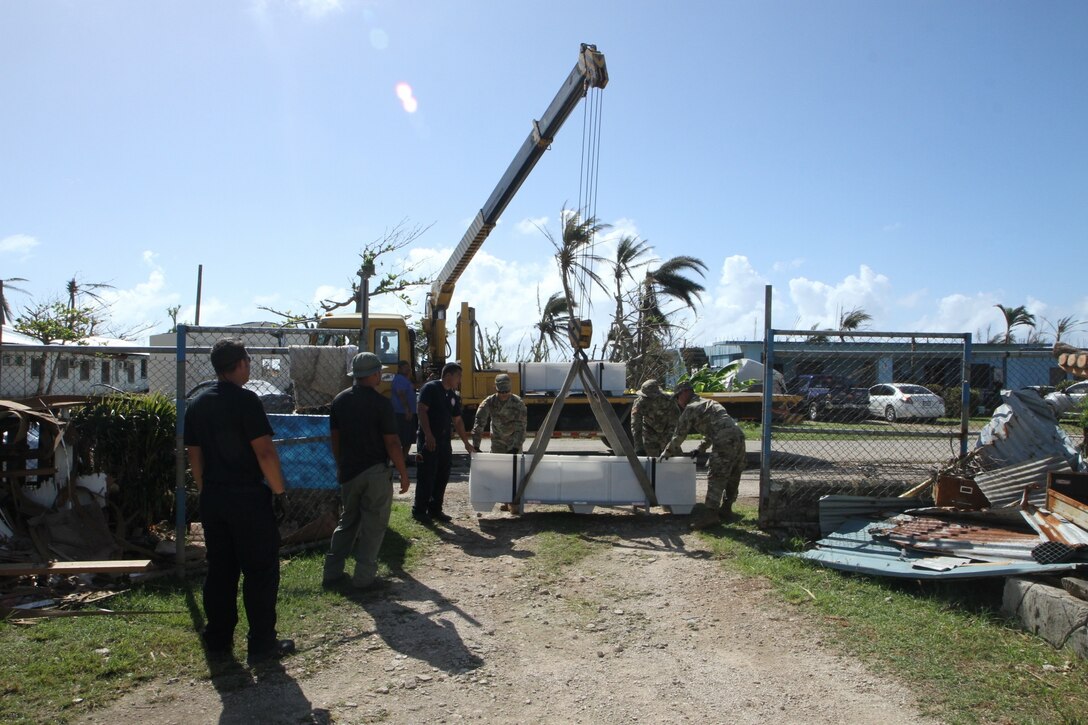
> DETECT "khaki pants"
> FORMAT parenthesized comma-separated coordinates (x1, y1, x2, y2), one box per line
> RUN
(324, 463, 393, 587)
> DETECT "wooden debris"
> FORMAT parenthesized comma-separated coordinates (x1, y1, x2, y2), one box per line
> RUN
(0, 559, 153, 577)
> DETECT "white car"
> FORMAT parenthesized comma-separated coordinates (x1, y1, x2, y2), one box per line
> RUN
(868, 383, 946, 422)
(1045, 380, 1088, 417)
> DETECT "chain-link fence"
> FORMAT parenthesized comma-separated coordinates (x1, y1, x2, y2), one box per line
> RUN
(173, 325, 363, 556)
(758, 330, 971, 534)
(0, 327, 363, 567)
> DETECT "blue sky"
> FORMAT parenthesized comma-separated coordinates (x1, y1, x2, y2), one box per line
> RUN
(2, 0, 1087, 351)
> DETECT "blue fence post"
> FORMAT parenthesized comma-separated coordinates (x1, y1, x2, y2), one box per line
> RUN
(960, 333, 972, 459)
(174, 325, 188, 576)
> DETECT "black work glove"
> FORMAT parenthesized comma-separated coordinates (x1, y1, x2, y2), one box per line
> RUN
(273, 492, 289, 523)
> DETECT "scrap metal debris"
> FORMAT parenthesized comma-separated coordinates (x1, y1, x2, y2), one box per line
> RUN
(799, 389, 1088, 580)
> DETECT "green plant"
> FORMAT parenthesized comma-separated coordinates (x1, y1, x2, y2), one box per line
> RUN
(69, 393, 178, 535)
(940, 386, 980, 419)
(679, 364, 726, 393)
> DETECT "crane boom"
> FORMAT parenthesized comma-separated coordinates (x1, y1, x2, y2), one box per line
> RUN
(423, 43, 608, 371)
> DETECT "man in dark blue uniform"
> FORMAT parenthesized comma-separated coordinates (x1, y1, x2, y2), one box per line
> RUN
(413, 362, 475, 524)
(184, 339, 295, 665)
(323, 352, 411, 590)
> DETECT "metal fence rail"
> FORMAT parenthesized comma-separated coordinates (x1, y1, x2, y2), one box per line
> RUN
(759, 329, 971, 533)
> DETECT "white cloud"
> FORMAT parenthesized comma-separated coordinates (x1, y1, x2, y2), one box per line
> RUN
(294, 0, 343, 18)
(248, 0, 343, 23)
(691, 255, 768, 342)
(0, 234, 39, 259)
(771, 257, 803, 273)
(788, 265, 891, 330)
(95, 252, 180, 339)
(516, 216, 549, 235)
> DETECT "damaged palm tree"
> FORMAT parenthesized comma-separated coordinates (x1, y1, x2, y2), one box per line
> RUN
(511, 209, 657, 510)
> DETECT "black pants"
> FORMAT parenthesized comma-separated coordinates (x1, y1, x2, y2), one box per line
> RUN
(414, 442, 452, 516)
(200, 486, 281, 654)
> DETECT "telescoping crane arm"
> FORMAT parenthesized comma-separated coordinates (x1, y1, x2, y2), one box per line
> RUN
(422, 43, 608, 372)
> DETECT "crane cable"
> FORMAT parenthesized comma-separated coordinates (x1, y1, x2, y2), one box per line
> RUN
(575, 81, 604, 332)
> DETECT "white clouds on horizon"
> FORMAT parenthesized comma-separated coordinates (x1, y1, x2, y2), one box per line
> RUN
(0, 234, 39, 259)
(81, 242, 1088, 348)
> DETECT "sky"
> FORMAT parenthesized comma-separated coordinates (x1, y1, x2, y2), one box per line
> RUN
(2, 0, 1087, 353)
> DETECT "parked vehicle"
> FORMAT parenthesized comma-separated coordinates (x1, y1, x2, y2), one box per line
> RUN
(868, 383, 945, 422)
(1044, 380, 1088, 417)
(786, 374, 869, 422)
(186, 379, 295, 414)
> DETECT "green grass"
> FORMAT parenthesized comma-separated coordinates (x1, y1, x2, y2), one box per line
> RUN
(703, 505, 1088, 725)
(528, 527, 602, 578)
(0, 502, 438, 725)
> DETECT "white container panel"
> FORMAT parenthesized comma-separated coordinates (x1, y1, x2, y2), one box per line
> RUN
(655, 459, 698, 513)
(470, 453, 695, 513)
(556, 458, 611, 502)
(468, 453, 518, 511)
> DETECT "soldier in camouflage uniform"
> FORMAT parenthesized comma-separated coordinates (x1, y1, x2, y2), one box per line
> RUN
(662, 383, 747, 529)
(630, 379, 680, 457)
(471, 374, 527, 454)
(472, 374, 527, 513)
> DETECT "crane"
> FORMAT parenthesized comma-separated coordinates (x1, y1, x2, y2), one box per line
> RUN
(422, 43, 608, 374)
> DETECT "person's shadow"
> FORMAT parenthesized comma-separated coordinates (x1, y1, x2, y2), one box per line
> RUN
(333, 529, 485, 674)
(182, 582, 330, 724)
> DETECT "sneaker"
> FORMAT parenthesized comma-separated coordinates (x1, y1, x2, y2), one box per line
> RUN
(429, 510, 453, 523)
(247, 639, 296, 666)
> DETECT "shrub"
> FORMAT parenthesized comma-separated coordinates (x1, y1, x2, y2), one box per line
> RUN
(69, 393, 178, 535)
(941, 386, 981, 419)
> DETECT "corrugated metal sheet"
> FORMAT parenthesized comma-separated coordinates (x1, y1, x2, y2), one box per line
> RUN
(975, 456, 1072, 508)
(973, 390, 1082, 471)
(880, 514, 1041, 562)
(1021, 508, 1088, 548)
(798, 517, 1085, 580)
(817, 495, 925, 537)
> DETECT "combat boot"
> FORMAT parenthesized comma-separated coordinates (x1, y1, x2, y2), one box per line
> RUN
(689, 509, 721, 530)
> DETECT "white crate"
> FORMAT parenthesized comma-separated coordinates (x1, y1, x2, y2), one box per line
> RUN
(469, 452, 695, 514)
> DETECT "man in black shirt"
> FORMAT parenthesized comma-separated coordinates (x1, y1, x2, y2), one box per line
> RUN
(183, 339, 294, 665)
(323, 352, 411, 590)
(413, 362, 475, 524)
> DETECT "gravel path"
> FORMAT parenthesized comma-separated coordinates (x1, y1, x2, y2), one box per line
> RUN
(82, 469, 941, 725)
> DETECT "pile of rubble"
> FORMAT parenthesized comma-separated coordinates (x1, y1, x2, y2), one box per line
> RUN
(801, 389, 1087, 580)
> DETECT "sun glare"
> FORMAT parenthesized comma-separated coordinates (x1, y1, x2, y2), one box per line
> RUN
(395, 82, 418, 113)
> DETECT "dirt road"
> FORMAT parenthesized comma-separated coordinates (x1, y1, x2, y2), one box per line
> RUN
(82, 467, 940, 725)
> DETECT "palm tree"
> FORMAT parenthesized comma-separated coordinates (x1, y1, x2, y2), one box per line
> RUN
(1042, 314, 1082, 345)
(636, 255, 707, 335)
(0, 277, 29, 326)
(530, 292, 571, 362)
(629, 255, 707, 384)
(837, 306, 872, 341)
(539, 209, 610, 348)
(994, 304, 1036, 344)
(603, 235, 651, 361)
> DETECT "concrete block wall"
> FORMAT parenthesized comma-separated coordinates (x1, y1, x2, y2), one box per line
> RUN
(1002, 576, 1088, 660)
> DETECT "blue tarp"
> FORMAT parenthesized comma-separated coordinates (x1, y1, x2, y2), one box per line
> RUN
(268, 414, 337, 490)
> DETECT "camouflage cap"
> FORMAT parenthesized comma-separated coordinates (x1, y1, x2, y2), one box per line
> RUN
(495, 373, 512, 392)
(639, 379, 661, 394)
(674, 382, 695, 396)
